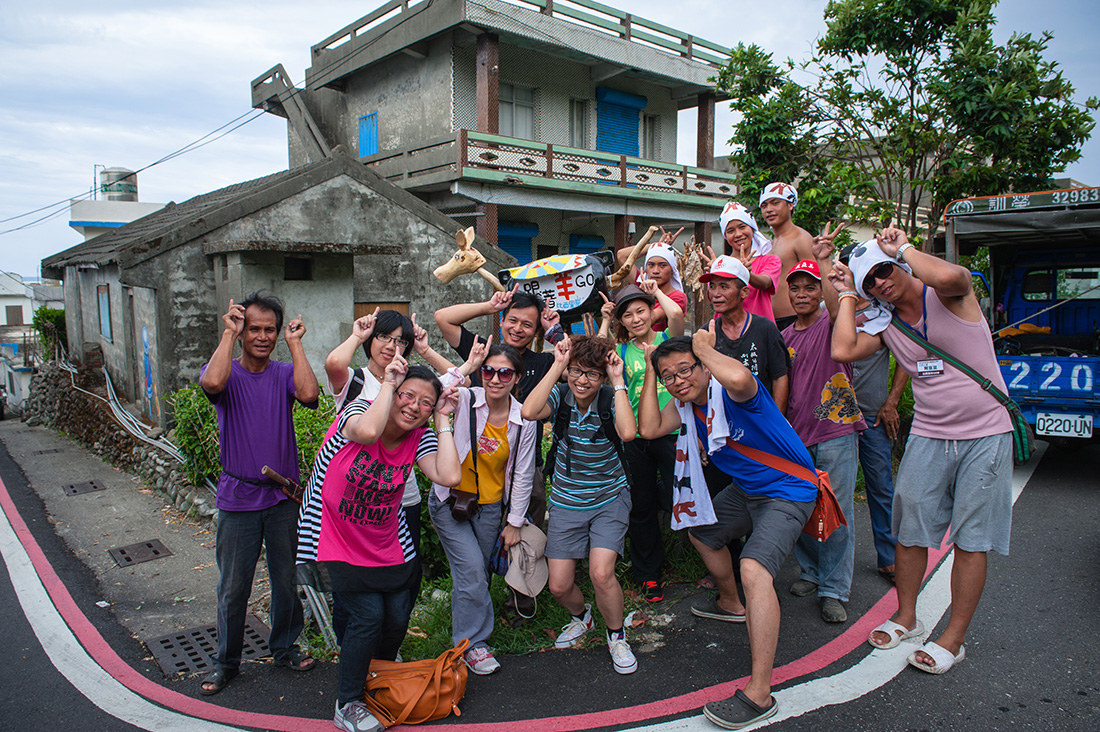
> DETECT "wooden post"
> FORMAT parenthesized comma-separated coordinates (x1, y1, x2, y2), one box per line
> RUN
(696, 92, 715, 171)
(476, 34, 500, 135)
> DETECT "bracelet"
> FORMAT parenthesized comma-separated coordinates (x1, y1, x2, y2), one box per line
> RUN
(838, 292, 859, 302)
(436, 426, 453, 435)
(613, 384, 628, 392)
(896, 243, 914, 261)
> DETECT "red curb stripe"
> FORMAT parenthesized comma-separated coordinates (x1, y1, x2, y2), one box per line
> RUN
(1, 475, 950, 731)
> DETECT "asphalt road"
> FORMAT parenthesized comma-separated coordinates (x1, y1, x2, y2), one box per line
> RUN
(1, 430, 1097, 732)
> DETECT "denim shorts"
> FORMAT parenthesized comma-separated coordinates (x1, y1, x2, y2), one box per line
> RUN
(546, 490, 631, 559)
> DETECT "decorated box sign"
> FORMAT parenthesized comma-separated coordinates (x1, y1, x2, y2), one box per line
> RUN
(498, 251, 614, 323)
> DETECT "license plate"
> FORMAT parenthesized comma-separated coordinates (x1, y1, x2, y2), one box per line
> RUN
(1035, 412, 1093, 438)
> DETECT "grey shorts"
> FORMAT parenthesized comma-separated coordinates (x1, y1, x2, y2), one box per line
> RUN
(894, 432, 1013, 556)
(689, 485, 814, 579)
(545, 490, 631, 559)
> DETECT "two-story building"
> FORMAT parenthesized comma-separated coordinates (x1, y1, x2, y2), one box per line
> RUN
(252, 0, 735, 278)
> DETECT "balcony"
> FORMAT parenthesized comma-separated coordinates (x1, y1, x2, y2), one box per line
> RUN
(362, 130, 739, 213)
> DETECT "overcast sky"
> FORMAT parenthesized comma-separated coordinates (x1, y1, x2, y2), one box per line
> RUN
(2, 0, 1097, 277)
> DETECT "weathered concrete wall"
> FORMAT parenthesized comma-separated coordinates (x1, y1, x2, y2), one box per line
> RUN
(122, 238, 218, 415)
(130, 286, 162, 422)
(72, 264, 136, 400)
(63, 265, 86, 354)
(343, 32, 455, 155)
(454, 41, 679, 162)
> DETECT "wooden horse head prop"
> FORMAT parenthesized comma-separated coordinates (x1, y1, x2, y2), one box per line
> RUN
(433, 227, 505, 292)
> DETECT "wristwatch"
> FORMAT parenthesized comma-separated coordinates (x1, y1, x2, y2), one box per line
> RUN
(895, 243, 915, 262)
(613, 384, 628, 392)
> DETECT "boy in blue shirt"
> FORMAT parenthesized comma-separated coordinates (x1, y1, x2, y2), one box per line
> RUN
(522, 335, 638, 675)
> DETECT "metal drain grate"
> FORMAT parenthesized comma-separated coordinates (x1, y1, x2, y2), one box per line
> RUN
(62, 480, 106, 496)
(146, 616, 271, 676)
(32, 448, 62, 455)
(108, 539, 173, 566)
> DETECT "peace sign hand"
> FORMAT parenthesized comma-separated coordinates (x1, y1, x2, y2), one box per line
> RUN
(813, 221, 846, 261)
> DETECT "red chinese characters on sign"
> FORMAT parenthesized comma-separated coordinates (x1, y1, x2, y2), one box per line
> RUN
(554, 273, 576, 301)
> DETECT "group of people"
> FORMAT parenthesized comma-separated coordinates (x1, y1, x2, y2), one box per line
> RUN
(196, 181, 1015, 732)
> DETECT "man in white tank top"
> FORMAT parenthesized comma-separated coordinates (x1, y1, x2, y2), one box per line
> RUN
(829, 228, 1013, 676)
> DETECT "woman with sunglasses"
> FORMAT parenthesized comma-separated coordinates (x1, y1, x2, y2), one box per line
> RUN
(428, 338, 538, 676)
(304, 356, 460, 732)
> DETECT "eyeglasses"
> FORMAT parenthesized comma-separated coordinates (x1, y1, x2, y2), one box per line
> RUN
(862, 262, 895, 294)
(658, 361, 701, 387)
(480, 365, 516, 383)
(375, 333, 410, 350)
(396, 390, 436, 412)
(566, 366, 604, 382)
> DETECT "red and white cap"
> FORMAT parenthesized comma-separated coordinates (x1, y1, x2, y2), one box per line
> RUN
(699, 255, 751, 285)
(786, 259, 821, 282)
(759, 182, 798, 209)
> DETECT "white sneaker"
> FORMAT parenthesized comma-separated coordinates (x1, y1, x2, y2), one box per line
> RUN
(555, 603, 594, 648)
(464, 645, 501, 675)
(334, 700, 384, 732)
(607, 630, 638, 674)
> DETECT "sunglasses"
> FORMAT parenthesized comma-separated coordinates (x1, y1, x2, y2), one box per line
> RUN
(862, 262, 895, 294)
(480, 364, 516, 383)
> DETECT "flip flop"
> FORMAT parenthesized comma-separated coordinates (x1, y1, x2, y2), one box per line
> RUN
(868, 619, 925, 649)
(199, 667, 238, 696)
(877, 566, 896, 584)
(908, 641, 966, 675)
(274, 649, 316, 673)
(702, 689, 778, 729)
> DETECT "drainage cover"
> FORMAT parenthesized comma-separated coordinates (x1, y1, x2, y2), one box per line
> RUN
(108, 539, 173, 566)
(62, 480, 106, 496)
(146, 616, 271, 676)
(32, 448, 62, 455)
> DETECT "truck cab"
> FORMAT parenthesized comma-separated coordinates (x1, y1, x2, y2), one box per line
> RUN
(943, 188, 1100, 446)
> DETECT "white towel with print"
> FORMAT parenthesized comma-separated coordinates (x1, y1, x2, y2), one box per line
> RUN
(670, 377, 729, 530)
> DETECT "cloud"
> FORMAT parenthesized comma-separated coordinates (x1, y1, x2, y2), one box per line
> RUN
(1, 0, 1096, 277)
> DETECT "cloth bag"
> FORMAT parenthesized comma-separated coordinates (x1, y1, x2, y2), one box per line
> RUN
(718, 436, 846, 542)
(362, 639, 470, 727)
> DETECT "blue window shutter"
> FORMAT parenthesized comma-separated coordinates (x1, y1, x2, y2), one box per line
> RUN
(498, 222, 540, 266)
(568, 235, 604, 255)
(358, 113, 379, 156)
(595, 87, 647, 156)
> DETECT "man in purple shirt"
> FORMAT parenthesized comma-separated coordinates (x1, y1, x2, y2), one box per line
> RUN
(198, 291, 320, 695)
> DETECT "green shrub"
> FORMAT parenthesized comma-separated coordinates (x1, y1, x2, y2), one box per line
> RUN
(32, 306, 67, 355)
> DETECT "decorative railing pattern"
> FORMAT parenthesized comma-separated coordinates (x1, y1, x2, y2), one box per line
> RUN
(314, 0, 730, 67)
(459, 131, 738, 198)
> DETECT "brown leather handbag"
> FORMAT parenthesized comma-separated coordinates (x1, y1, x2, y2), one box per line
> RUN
(361, 639, 470, 727)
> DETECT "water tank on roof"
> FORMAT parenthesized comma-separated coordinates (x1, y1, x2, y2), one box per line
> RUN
(100, 167, 138, 202)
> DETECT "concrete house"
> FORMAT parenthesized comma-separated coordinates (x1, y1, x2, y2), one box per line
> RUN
(42, 154, 509, 425)
(251, 0, 736, 266)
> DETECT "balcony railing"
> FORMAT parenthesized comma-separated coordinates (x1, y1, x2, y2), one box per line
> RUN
(362, 130, 739, 203)
(315, 0, 731, 68)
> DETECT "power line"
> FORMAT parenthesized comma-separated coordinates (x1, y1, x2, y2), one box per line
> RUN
(1, 1, 435, 235)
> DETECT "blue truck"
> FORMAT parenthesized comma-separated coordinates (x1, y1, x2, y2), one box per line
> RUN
(943, 187, 1100, 448)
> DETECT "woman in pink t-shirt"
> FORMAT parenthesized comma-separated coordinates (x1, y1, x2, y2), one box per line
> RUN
(306, 358, 461, 732)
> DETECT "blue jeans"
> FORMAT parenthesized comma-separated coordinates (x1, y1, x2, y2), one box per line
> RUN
(428, 493, 503, 649)
(859, 420, 897, 568)
(334, 588, 415, 707)
(214, 499, 304, 671)
(794, 432, 857, 602)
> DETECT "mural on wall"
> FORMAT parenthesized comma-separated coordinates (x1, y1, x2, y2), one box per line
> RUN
(141, 326, 159, 421)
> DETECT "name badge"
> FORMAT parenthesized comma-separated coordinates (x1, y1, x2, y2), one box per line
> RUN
(916, 358, 944, 378)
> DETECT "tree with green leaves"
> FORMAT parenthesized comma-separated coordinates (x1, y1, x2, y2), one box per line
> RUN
(716, 0, 1097, 244)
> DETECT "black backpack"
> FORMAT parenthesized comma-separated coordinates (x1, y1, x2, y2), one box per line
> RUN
(339, 369, 368, 413)
(543, 383, 633, 488)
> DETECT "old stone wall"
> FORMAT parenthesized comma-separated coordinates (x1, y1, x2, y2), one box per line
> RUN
(22, 362, 217, 527)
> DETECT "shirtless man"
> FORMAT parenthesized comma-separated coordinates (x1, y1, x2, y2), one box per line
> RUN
(759, 182, 815, 331)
